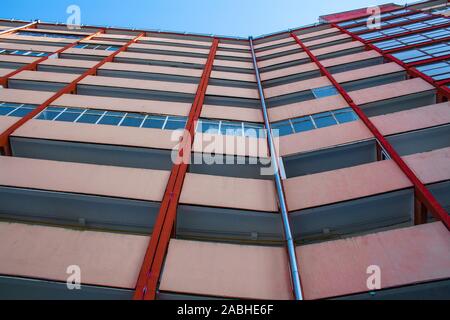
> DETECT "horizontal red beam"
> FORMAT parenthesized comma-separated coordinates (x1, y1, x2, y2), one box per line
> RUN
(0, 31, 144, 154)
(133, 38, 219, 301)
(0, 30, 105, 87)
(291, 31, 450, 230)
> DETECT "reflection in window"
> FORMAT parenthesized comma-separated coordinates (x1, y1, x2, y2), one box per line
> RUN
(36, 106, 188, 130)
(0, 102, 36, 117)
(416, 61, 450, 81)
(271, 107, 358, 137)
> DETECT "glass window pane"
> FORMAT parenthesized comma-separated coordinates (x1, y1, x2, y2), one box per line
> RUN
(291, 117, 315, 133)
(55, 110, 83, 122)
(36, 109, 61, 120)
(98, 115, 123, 125)
(312, 112, 337, 128)
(271, 121, 292, 137)
(142, 116, 166, 129)
(0, 105, 16, 115)
(334, 109, 358, 123)
(312, 86, 338, 99)
(165, 117, 186, 130)
(76, 113, 102, 124)
(120, 113, 145, 127)
(8, 106, 34, 117)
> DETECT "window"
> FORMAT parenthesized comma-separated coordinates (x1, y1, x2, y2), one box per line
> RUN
(271, 107, 359, 137)
(312, 111, 338, 128)
(312, 85, 339, 99)
(98, 111, 125, 125)
(142, 115, 166, 129)
(120, 113, 145, 127)
(374, 27, 450, 50)
(333, 107, 358, 123)
(16, 31, 83, 40)
(291, 116, 315, 132)
(392, 42, 450, 63)
(164, 116, 187, 130)
(271, 120, 294, 137)
(416, 61, 450, 81)
(74, 44, 120, 51)
(361, 17, 450, 41)
(0, 102, 36, 117)
(0, 48, 49, 57)
(35, 106, 188, 131)
(196, 119, 266, 138)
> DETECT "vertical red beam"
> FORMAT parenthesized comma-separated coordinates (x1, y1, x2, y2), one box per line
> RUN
(0, 29, 106, 87)
(133, 38, 219, 300)
(290, 32, 450, 230)
(0, 32, 144, 155)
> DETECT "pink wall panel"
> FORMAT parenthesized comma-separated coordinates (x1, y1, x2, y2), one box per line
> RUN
(160, 239, 293, 299)
(298, 222, 450, 299)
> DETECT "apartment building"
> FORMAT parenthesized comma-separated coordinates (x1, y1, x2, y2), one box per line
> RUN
(0, 0, 449, 300)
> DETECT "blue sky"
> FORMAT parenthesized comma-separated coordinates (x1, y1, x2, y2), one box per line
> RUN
(3, 0, 409, 37)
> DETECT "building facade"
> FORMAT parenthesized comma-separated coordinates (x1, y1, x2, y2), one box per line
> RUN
(0, 0, 449, 300)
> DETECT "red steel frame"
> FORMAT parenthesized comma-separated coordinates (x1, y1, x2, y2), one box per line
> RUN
(0, 31, 144, 155)
(290, 31, 450, 230)
(133, 38, 219, 300)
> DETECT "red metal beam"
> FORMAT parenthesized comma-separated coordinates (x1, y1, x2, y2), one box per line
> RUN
(0, 31, 144, 155)
(133, 38, 219, 300)
(0, 29, 105, 87)
(291, 31, 450, 230)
